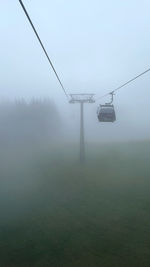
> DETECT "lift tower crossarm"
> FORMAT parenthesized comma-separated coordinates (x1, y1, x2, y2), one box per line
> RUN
(69, 94, 95, 104)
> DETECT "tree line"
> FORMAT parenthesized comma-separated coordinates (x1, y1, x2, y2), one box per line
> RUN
(0, 99, 61, 149)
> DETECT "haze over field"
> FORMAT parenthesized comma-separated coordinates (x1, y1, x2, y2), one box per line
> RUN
(1, 0, 150, 143)
(1, 1, 150, 266)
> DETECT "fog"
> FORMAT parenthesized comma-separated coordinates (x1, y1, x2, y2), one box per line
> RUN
(1, 0, 150, 144)
(1, 1, 150, 266)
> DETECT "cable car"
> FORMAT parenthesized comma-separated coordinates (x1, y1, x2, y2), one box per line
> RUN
(97, 92, 116, 122)
(97, 104, 116, 122)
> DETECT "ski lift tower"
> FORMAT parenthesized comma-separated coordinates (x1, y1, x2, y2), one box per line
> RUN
(69, 94, 95, 163)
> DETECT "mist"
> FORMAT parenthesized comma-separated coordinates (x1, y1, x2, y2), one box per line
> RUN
(1, 0, 150, 266)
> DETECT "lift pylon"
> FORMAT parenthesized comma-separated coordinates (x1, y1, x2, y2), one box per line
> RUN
(69, 94, 95, 163)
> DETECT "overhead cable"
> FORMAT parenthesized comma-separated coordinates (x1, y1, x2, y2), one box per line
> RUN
(18, 0, 69, 100)
(96, 68, 150, 101)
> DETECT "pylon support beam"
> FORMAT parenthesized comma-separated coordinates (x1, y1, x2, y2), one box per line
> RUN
(69, 94, 95, 163)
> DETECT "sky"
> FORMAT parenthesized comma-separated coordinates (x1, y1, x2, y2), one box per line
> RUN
(1, 0, 150, 141)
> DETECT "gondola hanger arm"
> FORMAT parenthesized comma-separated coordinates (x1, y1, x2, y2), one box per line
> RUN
(105, 92, 115, 105)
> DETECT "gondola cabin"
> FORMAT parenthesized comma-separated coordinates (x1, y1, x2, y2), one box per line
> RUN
(98, 104, 116, 122)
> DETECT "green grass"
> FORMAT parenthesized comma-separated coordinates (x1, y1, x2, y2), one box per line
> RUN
(0, 141, 150, 266)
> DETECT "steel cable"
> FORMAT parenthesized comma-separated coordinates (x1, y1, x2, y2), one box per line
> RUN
(19, 0, 69, 100)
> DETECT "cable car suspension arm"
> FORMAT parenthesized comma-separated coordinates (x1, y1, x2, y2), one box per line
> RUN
(105, 92, 114, 105)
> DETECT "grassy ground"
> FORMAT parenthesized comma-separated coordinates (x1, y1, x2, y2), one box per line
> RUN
(0, 141, 150, 266)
